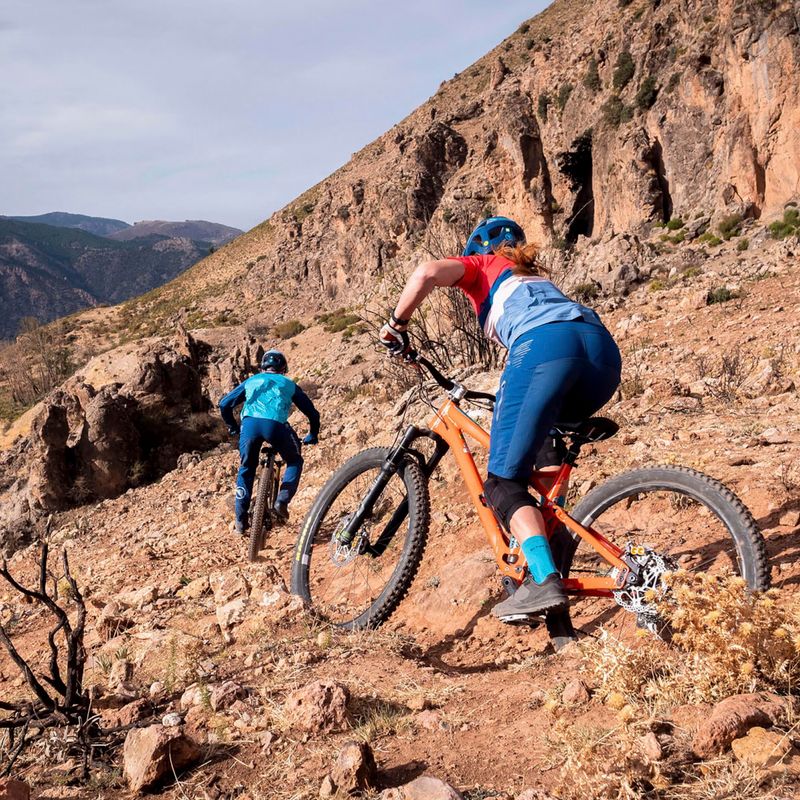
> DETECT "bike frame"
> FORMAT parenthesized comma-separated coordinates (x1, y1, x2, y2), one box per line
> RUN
(424, 398, 628, 596)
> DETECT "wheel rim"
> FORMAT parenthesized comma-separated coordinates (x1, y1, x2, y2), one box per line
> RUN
(565, 485, 746, 636)
(306, 464, 414, 626)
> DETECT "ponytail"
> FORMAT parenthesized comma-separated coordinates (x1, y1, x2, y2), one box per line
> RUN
(493, 242, 548, 277)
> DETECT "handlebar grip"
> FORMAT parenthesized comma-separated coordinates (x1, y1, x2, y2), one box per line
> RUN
(465, 390, 496, 403)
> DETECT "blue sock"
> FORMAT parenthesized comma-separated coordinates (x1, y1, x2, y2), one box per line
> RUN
(521, 536, 559, 583)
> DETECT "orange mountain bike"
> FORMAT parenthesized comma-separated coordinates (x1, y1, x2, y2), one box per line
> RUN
(290, 353, 769, 637)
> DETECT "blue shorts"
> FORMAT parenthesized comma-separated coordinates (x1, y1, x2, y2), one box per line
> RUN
(488, 320, 621, 481)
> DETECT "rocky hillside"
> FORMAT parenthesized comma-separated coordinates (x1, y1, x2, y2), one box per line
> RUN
(108, 220, 242, 246)
(0, 219, 212, 338)
(104, 0, 800, 340)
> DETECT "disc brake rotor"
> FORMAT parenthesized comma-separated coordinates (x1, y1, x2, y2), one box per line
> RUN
(612, 545, 678, 632)
(329, 515, 368, 566)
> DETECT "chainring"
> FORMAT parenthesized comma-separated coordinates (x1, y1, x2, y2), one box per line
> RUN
(613, 545, 678, 633)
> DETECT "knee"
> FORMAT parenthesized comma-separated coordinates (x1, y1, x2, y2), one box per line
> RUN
(483, 473, 537, 529)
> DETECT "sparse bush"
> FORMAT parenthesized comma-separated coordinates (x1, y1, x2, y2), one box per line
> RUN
(736, 237, 750, 251)
(573, 282, 599, 303)
(518, 21, 530, 34)
(273, 319, 305, 339)
(768, 207, 800, 239)
(706, 286, 739, 305)
(556, 82, 573, 111)
(618, 0, 634, 6)
(698, 231, 723, 246)
(316, 308, 360, 334)
(718, 213, 742, 240)
(634, 75, 658, 109)
(583, 56, 601, 92)
(601, 94, 633, 127)
(525, 37, 535, 50)
(612, 49, 635, 90)
(537, 92, 552, 121)
(694, 346, 754, 401)
(648, 278, 666, 291)
(666, 217, 684, 230)
(666, 71, 682, 92)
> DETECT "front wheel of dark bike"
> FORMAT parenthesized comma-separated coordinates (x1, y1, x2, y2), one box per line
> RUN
(290, 448, 430, 630)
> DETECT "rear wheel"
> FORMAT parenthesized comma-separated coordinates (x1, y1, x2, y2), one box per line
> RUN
(248, 455, 274, 563)
(291, 448, 430, 629)
(558, 465, 769, 632)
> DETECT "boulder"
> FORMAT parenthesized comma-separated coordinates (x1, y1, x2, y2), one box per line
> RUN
(692, 693, 792, 757)
(210, 680, 246, 711)
(330, 741, 377, 794)
(123, 724, 202, 792)
(731, 726, 800, 772)
(380, 776, 464, 800)
(283, 680, 349, 735)
(561, 679, 590, 706)
(100, 698, 150, 729)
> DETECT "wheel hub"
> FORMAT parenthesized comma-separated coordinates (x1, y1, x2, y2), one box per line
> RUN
(330, 515, 367, 566)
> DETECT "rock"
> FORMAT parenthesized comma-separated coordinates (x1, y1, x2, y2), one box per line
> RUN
(561, 679, 590, 706)
(638, 731, 664, 761)
(216, 597, 248, 632)
(330, 740, 377, 794)
(731, 726, 800, 772)
(0, 779, 30, 800)
(117, 585, 158, 609)
(123, 724, 202, 792)
(779, 509, 800, 528)
(108, 659, 133, 689)
(319, 774, 337, 799)
(416, 709, 446, 731)
(177, 575, 210, 599)
(100, 698, 150, 729)
(380, 776, 464, 800)
(149, 681, 165, 700)
(515, 791, 559, 800)
(692, 693, 792, 757)
(180, 684, 204, 710)
(97, 600, 133, 640)
(210, 570, 249, 605)
(161, 712, 183, 727)
(283, 680, 349, 735)
(210, 680, 246, 711)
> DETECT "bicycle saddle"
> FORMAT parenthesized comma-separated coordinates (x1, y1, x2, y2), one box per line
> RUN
(552, 417, 619, 443)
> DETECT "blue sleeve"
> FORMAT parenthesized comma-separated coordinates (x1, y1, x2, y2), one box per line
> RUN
(218, 381, 247, 428)
(292, 385, 320, 436)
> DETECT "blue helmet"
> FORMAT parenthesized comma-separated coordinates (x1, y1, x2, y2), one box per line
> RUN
(261, 349, 288, 374)
(462, 216, 526, 256)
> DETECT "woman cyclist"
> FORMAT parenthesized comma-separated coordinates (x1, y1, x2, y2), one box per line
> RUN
(379, 217, 621, 621)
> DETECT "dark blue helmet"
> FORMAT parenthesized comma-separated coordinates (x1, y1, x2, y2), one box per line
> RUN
(462, 216, 526, 256)
(261, 349, 288, 374)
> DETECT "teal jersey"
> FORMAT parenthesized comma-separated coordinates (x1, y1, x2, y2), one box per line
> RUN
(241, 372, 296, 423)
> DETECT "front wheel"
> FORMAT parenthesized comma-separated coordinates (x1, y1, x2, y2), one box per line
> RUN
(557, 465, 769, 630)
(290, 448, 430, 630)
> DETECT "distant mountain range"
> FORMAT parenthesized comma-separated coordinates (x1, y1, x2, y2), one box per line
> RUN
(0, 212, 242, 339)
(6, 212, 242, 245)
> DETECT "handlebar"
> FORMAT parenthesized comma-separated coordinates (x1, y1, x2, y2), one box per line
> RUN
(408, 350, 496, 404)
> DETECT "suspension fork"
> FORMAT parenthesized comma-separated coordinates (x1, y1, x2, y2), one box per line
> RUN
(340, 426, 448, 546)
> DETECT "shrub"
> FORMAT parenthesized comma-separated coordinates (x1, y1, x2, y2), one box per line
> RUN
(666, 217, 684, 230)
(273, 319, 305, 339)
(666, 71, 681, 93)
(556, 82, 573, 111)
(670, 230, 685, 244)
(612, 49, 635, 90)
(316, 307, 361, 334)
(618, 0, 634, 6)
(706, 286, 740, 305)
(518, 21, 530, 34)
(768, 207, 800, 239)
(583, 57, 601, 92)
(634, 75, 658, 110)
(601, 95, 633, 127)
(648, 278, 666, 291)
(573, 282, 599, 303)
(537, 92, 552, 121)
(717, 213, 742, 240)
(737, 237, 750, 251)
(698, 231, 722, 246)
(525, 37, 535, 50)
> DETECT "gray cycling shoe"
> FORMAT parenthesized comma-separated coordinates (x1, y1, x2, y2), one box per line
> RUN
(273, 500, 289, 524)
(493, 574, 569, 622)
(234, 520, 248, 536)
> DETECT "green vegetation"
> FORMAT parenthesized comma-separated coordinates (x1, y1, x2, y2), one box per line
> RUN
(556, 82, 574, 111)
(718, 213, 742, 240)
(768, 207, 800, 239)
(706, 286, 741, 305)
(736, 237, 750, 251)
(315, 307, 364, 339)
(666, 217, 684, 230)
(583, 57, 601, 92)
(537, 92, 552, 121)
(292, 201, 316, 223)
(518, 21, 530, 34)
(698, 231, 723, 246)
(612, 49, 635, 91)
(648, 278, 667, 292)
(573, 282, 599, 303)
(273, 319, 305, 339)
(635, 75, 658, 110)
(602, 95, 633, 127)
(618, 0, 634, 6)
(525, 37, 536, 50)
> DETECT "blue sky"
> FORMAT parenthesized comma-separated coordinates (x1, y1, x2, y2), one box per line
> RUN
(1, 1, 549, 230)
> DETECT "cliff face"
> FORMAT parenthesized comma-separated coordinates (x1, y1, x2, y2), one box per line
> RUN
(132, 0, 797, 331)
